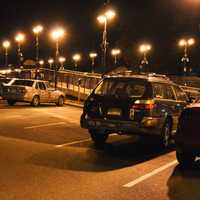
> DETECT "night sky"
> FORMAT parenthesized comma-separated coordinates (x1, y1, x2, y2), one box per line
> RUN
(1, 0, 200, 74)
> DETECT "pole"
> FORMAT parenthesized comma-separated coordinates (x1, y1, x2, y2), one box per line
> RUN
(55, 39, 59, 89)
(36, 34, 39, 63)
(5, 48, 8, 67)
(91, 58, 95, 73)
(102, 19, 107, 68)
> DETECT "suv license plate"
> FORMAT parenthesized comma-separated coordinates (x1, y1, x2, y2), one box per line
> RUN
(107, 108, 121, 116)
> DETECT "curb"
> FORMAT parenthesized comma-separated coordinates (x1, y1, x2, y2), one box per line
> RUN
(64, 100, 84, 108)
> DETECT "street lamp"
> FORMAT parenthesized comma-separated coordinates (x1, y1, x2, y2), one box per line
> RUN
(50, 27, 65, 88)
(89, 52, 97, 73)
(139, 44, 152, 71)
(59, 56, 66, 70)
(97, 9, 116, 68)
(48, 58, 54, 69)
(73, 54, 81, 70)
(15, 33, 25, 67)
(111, 48, 121, 65)
(33, 25, 43, 63)
(179, 38, 195, 74)
(2, 40, 11, 67)
(39, 60, 44, 68)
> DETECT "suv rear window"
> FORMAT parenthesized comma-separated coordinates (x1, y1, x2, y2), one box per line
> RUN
(94, 78, 146, 98)
(12, 80, 34, 87)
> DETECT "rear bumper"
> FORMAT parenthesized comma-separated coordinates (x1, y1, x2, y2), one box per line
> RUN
(80, 113, 162, 136)
(3, 94, 31, 102)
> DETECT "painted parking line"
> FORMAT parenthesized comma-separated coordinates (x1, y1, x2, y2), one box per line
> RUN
(55, 138, 91, 148)
(24, 122, 66, 129)
(123, 160, 178, 188)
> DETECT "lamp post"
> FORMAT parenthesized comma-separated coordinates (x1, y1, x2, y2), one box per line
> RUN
(97, 9, 116, 68)
(111, 48, 121, 66)
(2, 40, 11, 67)
(50, 27, 65, 88)
(48, 58, 54, 69)
(89, 52, 97, 73)
(39, 60, 44, 68)
(73, 54, 81, 70)
(33, 25, 43, 63)
(59, 56, 66, 70)
(139, 44, 152, 71)
(15, 33, 25, 67)
(179, 38, 195, 74)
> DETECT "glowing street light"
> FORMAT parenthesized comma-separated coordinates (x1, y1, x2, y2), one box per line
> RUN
(15, 33, 25, 66)
(48, 58, 54, 69)
(39, 60, 44, 68)
(179, 38, 195, 74)
(97, 9, 116, 68)
(139, 44, 152, 70)
(89, 52, 97, 73)
(2, 40, 11, 67)
(59, 56, 66, 70)
(50, 27, 65, 88)
(33, 25, 43, 63)
(111, 48, 121, 65)
(73, 54, 81, 69)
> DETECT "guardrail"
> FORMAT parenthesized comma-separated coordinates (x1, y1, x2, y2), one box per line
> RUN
(7, 68, 200, 100)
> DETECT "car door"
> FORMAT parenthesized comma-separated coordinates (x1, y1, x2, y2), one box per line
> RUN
(38, 82, 49, 103)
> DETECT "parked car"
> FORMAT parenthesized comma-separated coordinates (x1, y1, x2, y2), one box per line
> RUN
(80, 73, 189, 148)
(2, 79, 65, 106)
(0, 77, 13, 97)
(175, 99, 200, 167)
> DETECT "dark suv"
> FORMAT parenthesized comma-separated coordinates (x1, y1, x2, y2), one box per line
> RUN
(80, 73, 189, 148)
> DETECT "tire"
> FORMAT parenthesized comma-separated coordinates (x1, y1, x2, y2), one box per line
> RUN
(7, 100, 16, 106)
(160, 119, 172, 148)
(89, 129, 108, 148)
(176, 150, 196, 168)
(31, 96, 40, 107)
(56, 96, 64, 107)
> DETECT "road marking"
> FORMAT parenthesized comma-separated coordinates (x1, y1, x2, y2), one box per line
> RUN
(123, 160, 178, 188)
(55, 138, 91, 148)
(24, 122, 66, 129)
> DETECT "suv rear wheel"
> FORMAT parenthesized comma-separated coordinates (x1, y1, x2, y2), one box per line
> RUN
(7, 100, 16, 106)
(89, 129, 108, 148)
(160, 119, 172, 148)
(176, 150, 196, 167)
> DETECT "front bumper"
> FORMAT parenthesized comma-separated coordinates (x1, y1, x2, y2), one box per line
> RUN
(80, 114, 162, 136)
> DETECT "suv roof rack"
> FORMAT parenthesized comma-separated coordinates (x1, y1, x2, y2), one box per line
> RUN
(148, 73, 170, 80)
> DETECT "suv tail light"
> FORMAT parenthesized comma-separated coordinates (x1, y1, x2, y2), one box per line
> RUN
(132, 100, 156, 110)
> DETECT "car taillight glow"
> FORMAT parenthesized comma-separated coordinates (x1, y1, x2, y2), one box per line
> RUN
(132, 100, 156, 110)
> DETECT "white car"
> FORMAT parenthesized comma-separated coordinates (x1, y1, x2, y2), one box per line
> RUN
(2, 79, 65, 106)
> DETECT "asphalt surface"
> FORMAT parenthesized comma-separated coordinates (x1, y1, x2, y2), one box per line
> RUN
(0, 101, 200, 200)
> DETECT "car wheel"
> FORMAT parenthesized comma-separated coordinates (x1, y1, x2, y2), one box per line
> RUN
(89, 129, 108, 149)
(160, 119, 172, 148)
(176, 150, 196, 168)
(7, 100, 16, 106)
(56, 96, 64, 107)
(31, 96, 40, 107)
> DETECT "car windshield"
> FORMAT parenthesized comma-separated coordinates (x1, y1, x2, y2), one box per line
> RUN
(94, 78, 146, 98)
(12, 80, 34, 87)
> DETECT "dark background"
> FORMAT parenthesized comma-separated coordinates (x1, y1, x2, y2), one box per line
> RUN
(0, 0, 200, 74)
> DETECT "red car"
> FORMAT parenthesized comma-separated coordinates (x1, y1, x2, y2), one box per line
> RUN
(175, 99, 200, 167)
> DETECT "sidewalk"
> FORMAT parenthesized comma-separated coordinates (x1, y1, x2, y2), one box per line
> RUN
(64, 99, 84, 108)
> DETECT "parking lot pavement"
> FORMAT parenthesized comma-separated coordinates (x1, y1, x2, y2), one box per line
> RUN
(0, 101, 200, 200)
